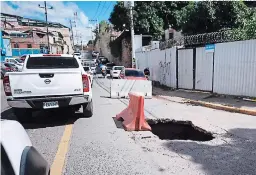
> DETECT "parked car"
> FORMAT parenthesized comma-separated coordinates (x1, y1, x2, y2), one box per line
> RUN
(90, 62, 96, 74)
(3, 54, 93, 122)
(110, 66, 124, 79)
(92, 51, 99, 57)
(106, 63, 115, 74)
(1, 119, 50, 175)
(98, 56, 109, 65)
(5, 58, 24, 71)
(83, 66, 94, 87)
(1, 62, 18, 78)
(20, 54, 27, 62)
(73, 52, 82, 59)
(119, 68, 147, 80)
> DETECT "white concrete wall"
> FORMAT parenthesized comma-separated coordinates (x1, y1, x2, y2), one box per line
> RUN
(134, 35, 142, 51)
(136, 47, 177, 88)
(135, 39, 256, 97)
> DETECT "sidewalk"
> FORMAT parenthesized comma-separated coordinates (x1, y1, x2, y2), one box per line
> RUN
(152, 86, 256, 116)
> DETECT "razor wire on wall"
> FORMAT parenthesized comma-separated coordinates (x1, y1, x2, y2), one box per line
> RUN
(159, 30, 254, 50)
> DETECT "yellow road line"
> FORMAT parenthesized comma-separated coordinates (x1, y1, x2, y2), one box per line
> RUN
(51, 124, 73, 175)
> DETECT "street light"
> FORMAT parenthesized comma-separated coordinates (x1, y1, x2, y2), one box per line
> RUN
(38, 1, 53, 53)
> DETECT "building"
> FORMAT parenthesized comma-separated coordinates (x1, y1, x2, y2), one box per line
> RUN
(109, 31, 152, 68)
(1, 13, 74, 56)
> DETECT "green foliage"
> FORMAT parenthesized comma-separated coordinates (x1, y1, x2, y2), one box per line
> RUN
(109, 2, 130, 31)
(177, 1, 250, 35)
(87, 40, 93, 45)
(109, 1, 255, 40)
(231, 11, 256, 40)
(99, 20, 109, 34)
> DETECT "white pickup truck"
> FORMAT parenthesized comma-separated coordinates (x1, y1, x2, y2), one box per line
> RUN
(3, 54, 93, 122)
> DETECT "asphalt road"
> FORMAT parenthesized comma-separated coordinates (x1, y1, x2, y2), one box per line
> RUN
(1, 76, 256, 175)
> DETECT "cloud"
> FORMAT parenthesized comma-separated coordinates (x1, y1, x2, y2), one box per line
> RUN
(1, 1, 95, 44)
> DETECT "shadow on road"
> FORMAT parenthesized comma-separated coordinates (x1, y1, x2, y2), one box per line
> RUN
(164, 128, 256, 175)
(112, 117, 124, 129)
(1, 107, 83, 129)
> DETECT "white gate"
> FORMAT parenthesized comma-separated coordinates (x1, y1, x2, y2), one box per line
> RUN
(178, 49, 193, 89)
(195, 47, 214, 91)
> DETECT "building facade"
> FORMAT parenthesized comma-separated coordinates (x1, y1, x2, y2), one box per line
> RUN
(1, 13, 74, 56)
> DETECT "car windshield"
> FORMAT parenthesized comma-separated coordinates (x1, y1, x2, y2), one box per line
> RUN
(106, 63, 114, 67)
(83, 67, 90, 71)
(114, 67, 123, 70)
(125, 69, 145, 77)
(15, 59, 23, 63)
(4, 63, 16, 67)
(26, 57, 79, 69)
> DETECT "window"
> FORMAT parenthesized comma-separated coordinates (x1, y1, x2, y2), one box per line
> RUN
(15, 59, 23, 63)
(83, 67, 90, 71)
(26, 57, 79, 69)
(27, 44, 32, 48)
(10, 59, 16, 63)
(125, 70, 145, 77)
(53, 37, 56, 43)
(114, 67, 124, 70)
(14, 43, 19, 48)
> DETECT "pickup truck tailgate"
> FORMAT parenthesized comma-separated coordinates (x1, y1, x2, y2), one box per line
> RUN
(9, 71, 84, 98)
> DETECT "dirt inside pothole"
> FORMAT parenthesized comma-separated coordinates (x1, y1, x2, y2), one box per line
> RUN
(147, 119, 214, 141)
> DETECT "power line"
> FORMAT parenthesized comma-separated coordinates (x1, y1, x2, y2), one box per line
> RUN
(100, 2, 113, 19)
(93, 2, 101, 19)
(97, 1, 106, 19)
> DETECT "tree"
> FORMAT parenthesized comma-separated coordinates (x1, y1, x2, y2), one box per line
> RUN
(109, 1, 165, 39)
(109, 2, 130, 31)
(153, 1, 189, 30)
(87, 40, 93, 45)
(109, 1, 255, 40)
(99, 20, 109, 34)
(177, 1, 250, 35)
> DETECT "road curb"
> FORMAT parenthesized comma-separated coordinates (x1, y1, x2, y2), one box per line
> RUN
(153, 94, 256, 116)
(187, 100, 256, 116)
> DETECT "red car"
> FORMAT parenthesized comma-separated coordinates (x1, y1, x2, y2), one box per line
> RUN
(20, 54, 27, 62)
(119, 68, 147, 80)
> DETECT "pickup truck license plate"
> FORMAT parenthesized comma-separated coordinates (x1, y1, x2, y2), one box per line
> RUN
(43, 101, 59, 109)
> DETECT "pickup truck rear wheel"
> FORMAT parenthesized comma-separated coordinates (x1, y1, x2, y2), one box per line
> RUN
(12, 108, 32, 123)
(82, 101, 93, 117)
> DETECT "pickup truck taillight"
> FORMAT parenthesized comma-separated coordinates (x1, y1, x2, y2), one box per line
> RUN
(82, 74, 90, 92)
(3, 76, 12, 96)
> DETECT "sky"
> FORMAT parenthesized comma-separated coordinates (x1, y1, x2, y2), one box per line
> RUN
(1, 1, 116, 44)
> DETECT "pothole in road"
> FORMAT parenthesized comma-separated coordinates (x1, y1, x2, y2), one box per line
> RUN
(147, 119, 214, 141)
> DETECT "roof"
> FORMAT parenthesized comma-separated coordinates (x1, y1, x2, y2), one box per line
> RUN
(1, 13, 69, 29)
(111, 30, 153, 44)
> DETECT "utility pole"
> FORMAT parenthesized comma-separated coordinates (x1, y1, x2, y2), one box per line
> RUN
(129, 1, 136, 68)
(69, 19, 75, 49)
(39, 1, 53, 54)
